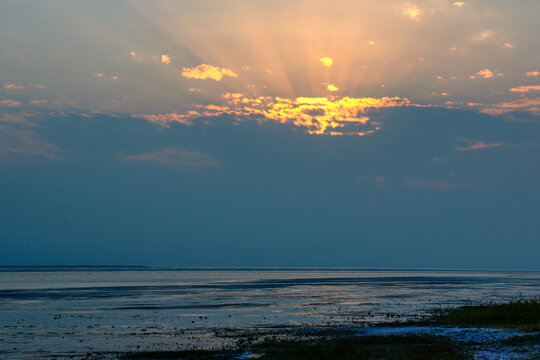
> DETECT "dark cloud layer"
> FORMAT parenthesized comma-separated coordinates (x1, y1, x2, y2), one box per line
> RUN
(1, 107, 539, 268)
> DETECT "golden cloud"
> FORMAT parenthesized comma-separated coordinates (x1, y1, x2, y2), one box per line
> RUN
(403, 5, 421, 20)
(453, 2, 466, 7)
(526, 71, 539, 77)
(135, 95, 410, 136)
(182, 64, 238, 81)
(324, 83, 339, 92)
(320, 57, 333, 67)
(161, 54, 172, 64)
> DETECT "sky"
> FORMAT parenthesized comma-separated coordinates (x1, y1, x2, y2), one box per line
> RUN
(1, 0, 539, 268)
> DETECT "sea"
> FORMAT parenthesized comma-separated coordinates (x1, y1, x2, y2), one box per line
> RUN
(1, 267, 539, 359)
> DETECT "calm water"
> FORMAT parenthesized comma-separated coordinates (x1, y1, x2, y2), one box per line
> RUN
(1, 267, 539, 359)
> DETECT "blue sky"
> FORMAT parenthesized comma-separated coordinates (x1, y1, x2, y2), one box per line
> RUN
(1, 0, 539, 268)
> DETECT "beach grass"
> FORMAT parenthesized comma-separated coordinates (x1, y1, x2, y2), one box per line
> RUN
(123, 334, 468, 360)
(430, 296, 540, 331)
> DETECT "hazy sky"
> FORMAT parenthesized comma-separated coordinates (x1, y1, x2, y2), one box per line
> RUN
(1, 0, 539, 268)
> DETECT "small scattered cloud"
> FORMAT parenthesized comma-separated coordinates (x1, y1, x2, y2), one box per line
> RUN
(453, 2, 465, 7)
(3, 83, 25, 90)
(29, 99, 48, 105)
(404, 179, 454, 191)
(470, 68, 502, 79)
(504, 42, 513, 49)
(456, 139, 504, 151)
(120, 148, 222, 167)
(189, 88, 204, 93)
(368, 41, 376, 46)
(403, 4, 421, 20)
(131, 113, 193, 127)
(480, 97, 540, 116)
(111, 75, 119, 80)
(130, 51, 143, 62)
(471, 31, 494, 42)
(161, 54, 172, 64)
(92, 73, 105, 78)
(526, 71, 539, 77)
(0, 99, 22, 107)
(510, 85, 540, 93)
(324, 83, 339, 92)
(181, 64, 238, 81)
(33, 84, 46, 89)
(320, 57, 333, 67)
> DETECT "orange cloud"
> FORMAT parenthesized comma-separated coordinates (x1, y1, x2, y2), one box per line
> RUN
(182, 64, 238, 81)
(510, 85, 540, 93)
(453, 2, 465, 7)
(92, 73, 105, 78)
(0, 99, 22, 107)
(161, 54, 172, 64)
(120, 148, 221, 167)
(526, 71, 539, 77)
(456, 139, 504, 151)
(480, 97, 540, 115)
(470, 68, 496, 79)
(320, 57, 333, 67)
(3, 83, 25, 90)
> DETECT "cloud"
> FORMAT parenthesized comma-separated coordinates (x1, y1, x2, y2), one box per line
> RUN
(131, 113, 193, 127)
(480, 97, 540, 115)
(110, 75, 119, 80)
(0, 99, 22, 107)
(402, 5, 421, 20)
(324, 83, 339, 92)
(92, 73, 105, 78)
(320, 57, 333, 67)
(161, 54, 171, 64)
(504, 42, 513, 49)
(181, 64, 238, 81)
(3, 83, 25, 90)
(0, 113, 63, 159)
(510, 85, 540, 93)
(33, 84, 46, 89)
(136, 95, 410, 136)
(29, 99, 49, 105)
(470, 68, 502, 79)
(453, 2, 465, 7)
(526, 71, 539, 77)
(456, 139, 504, 151)
(471, 31, 494, 42)
(368, 41, 376, 46)
(189, 88, 204, 92)
(404, 179, 454, 191)
(120, 148, 221, 167)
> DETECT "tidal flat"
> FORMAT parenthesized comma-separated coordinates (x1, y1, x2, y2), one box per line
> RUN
(1, 268, 539, 359)
(122, 298, 540, 360)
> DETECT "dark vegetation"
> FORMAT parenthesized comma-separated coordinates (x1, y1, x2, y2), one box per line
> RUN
(430, 297, 540, 330)
(123, 334, 468, 360)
